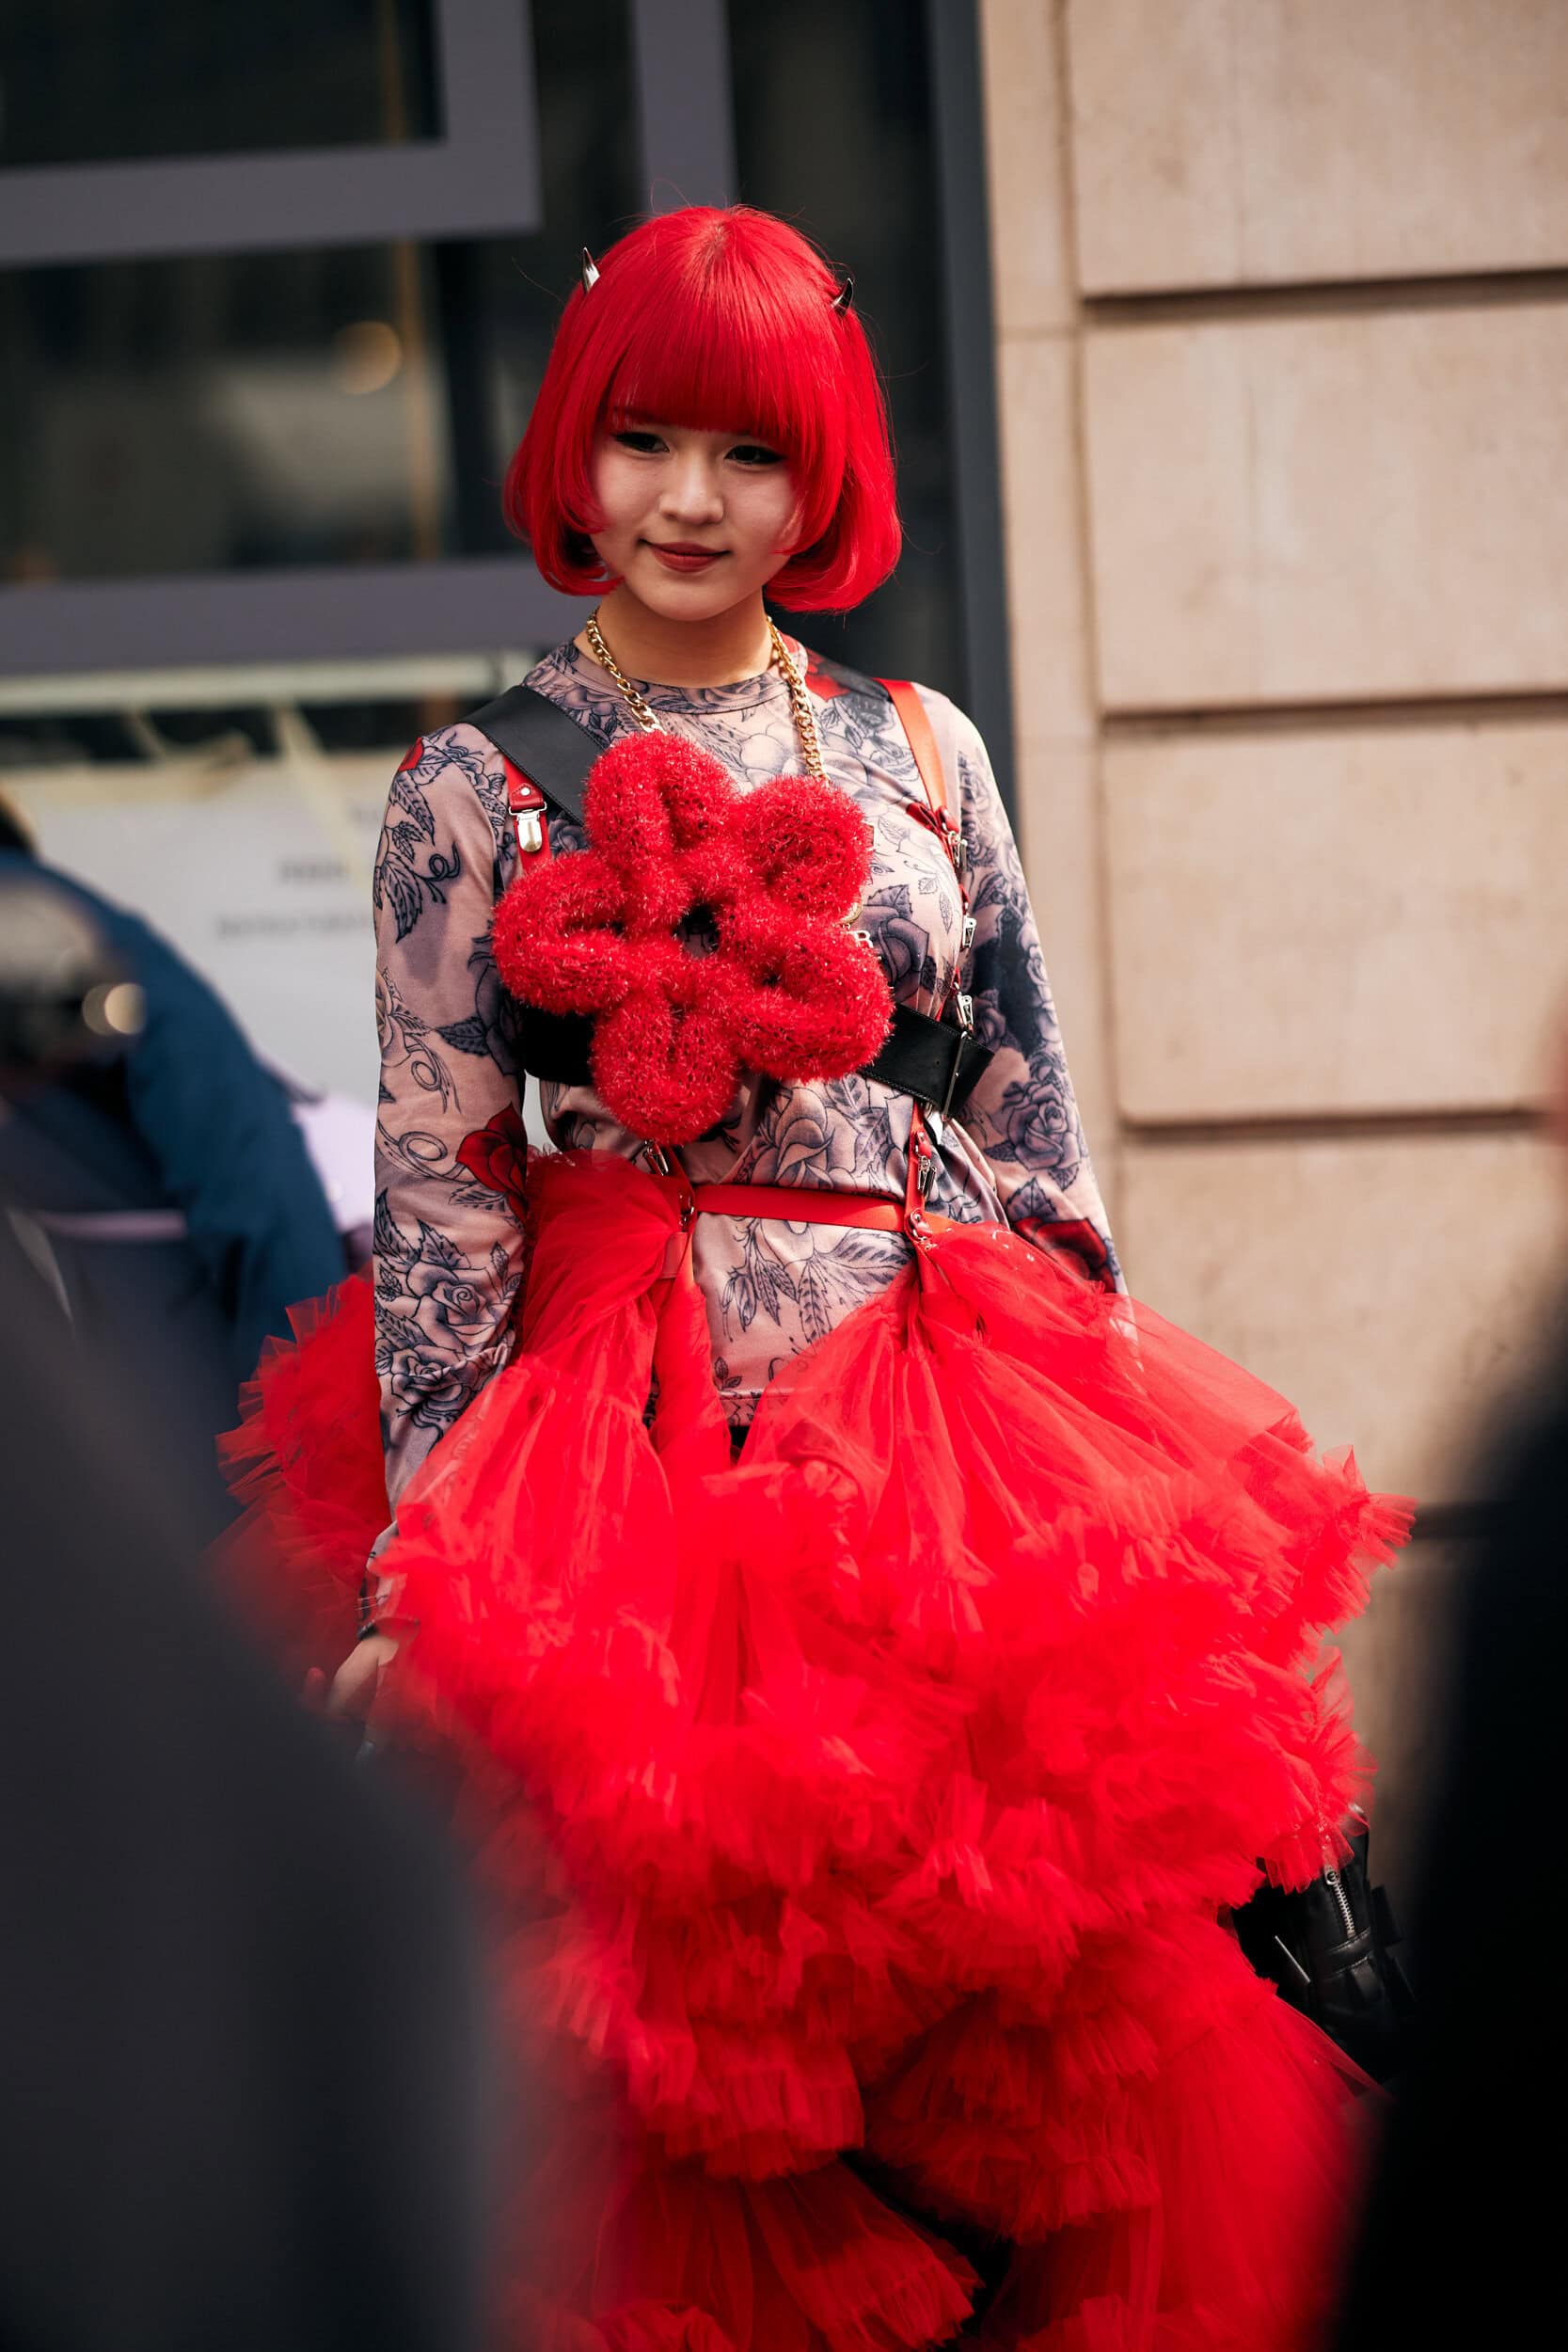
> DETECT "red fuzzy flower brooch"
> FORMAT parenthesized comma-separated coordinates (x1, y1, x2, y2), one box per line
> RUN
(491, 733, 893, 1145)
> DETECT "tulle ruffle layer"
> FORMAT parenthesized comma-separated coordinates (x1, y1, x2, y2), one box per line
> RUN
(216, 1272, 385, 1677)
(222, 1152, 1409, 2350)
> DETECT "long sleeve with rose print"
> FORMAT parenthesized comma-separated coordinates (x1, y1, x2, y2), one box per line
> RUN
(372, 637, 1119, 1527)
(372, 728, 531, 1508)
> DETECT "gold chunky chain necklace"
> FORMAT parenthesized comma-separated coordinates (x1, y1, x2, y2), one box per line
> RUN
(584, 606, 828, 784)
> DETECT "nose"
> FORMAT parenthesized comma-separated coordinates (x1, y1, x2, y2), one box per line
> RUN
(658, 449, 724, 527)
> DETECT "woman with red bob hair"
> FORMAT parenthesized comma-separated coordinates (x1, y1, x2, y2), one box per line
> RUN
(506, 203, 901, 613)
(226, 206, 1409, 2352)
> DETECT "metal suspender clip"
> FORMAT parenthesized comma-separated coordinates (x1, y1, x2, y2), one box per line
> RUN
(915, 1133, 936, 1198)
(908, 799, 970, 894)
(503, 761, 548, 856)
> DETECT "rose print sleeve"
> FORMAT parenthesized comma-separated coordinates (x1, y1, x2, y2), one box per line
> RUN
(941, 707, 1122, 1291)
(373, 728, 531, 1510)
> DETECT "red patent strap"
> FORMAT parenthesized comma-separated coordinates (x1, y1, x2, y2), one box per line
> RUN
(694, 1180, 954, 1238)
(639, 1170, 958, 1243)
(879, 678, 948, 823)
(879, 676, 969, 914)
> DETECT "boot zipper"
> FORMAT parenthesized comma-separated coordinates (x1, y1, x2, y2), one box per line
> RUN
(1323, 1863, 1355, 1939)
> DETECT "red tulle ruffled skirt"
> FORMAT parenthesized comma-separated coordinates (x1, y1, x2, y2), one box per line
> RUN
(221, 1152, 1412, 2352)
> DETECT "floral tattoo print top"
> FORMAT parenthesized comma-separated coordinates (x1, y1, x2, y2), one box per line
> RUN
(372, 636, 1120, 1512)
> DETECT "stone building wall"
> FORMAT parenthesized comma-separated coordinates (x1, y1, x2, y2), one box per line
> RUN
(978, 0, 1568, 1897)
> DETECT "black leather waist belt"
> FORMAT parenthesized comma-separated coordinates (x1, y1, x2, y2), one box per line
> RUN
(516, 998, 990, 1119)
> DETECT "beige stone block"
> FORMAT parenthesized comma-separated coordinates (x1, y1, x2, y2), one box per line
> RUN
(1067, 0, 1568, 292)
(1104, 720, 1568, 1120)
(1083, 306, 1568, 708)
(1064, 0, 1239, 294)
(996, 334, 1096, 739)
(1016, 732, 1116, 1165)
(980, 0, 1077, 333)
(1118, 1133, 1565, 1502)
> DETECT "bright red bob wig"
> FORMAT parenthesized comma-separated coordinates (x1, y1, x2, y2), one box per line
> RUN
(504, 207, 901, 613)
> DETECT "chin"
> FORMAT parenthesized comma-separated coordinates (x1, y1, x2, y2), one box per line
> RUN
(626, 561, 754, 623)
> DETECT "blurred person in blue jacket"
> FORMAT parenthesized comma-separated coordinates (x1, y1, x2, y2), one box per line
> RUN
(0, 802, 344, 1527)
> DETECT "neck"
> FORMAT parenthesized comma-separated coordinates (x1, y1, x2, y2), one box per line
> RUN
(580, 586, 776, 689)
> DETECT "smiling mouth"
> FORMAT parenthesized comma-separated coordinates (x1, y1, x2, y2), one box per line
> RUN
(645, 542, 726, 568)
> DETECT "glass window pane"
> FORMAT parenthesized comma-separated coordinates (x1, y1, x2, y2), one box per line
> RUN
(0, 0, 439, 170)
(728, 0, 963, 710)
(0, 1, 636, 584)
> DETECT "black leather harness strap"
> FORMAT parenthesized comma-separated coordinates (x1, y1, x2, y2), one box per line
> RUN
(463, 669, 994, 1119)
(463, 681, 603, 827)
(864, 1001, 991, 1119)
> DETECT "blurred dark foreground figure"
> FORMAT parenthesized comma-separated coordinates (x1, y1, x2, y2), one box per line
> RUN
(0, 820, 342, 1529)
(0, 844, 497, 2347)
(0, 1209, 494, 2352)
(1332, 1311, 1568, 2346)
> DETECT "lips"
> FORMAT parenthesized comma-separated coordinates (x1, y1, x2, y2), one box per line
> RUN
(645, 542, 725, 574)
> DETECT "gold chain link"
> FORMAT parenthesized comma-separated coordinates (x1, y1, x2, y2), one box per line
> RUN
(585, 607, 828, 783)
(583, 609, 662, 733)
(766, 620, 828, 782)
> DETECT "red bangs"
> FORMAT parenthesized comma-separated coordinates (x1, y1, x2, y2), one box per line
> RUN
(504, 207, 900, 613)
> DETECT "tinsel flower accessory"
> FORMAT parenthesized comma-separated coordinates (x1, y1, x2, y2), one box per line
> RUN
(491, 732, 893, 1144)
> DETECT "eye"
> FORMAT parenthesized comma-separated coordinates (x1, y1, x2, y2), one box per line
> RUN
(728, 441, 784, 468)
(611, 429, 666, 454)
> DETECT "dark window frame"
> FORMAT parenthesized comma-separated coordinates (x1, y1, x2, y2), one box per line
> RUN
(0, 0, 542, 264)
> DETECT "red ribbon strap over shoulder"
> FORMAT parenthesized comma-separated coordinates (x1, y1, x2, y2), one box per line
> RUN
(879, 677, 949, 823)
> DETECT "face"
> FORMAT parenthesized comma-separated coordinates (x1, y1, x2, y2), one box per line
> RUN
(586, 419, 802, 620)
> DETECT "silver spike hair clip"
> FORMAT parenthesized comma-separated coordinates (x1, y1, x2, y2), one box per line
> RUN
(578, 243, 849, 310)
